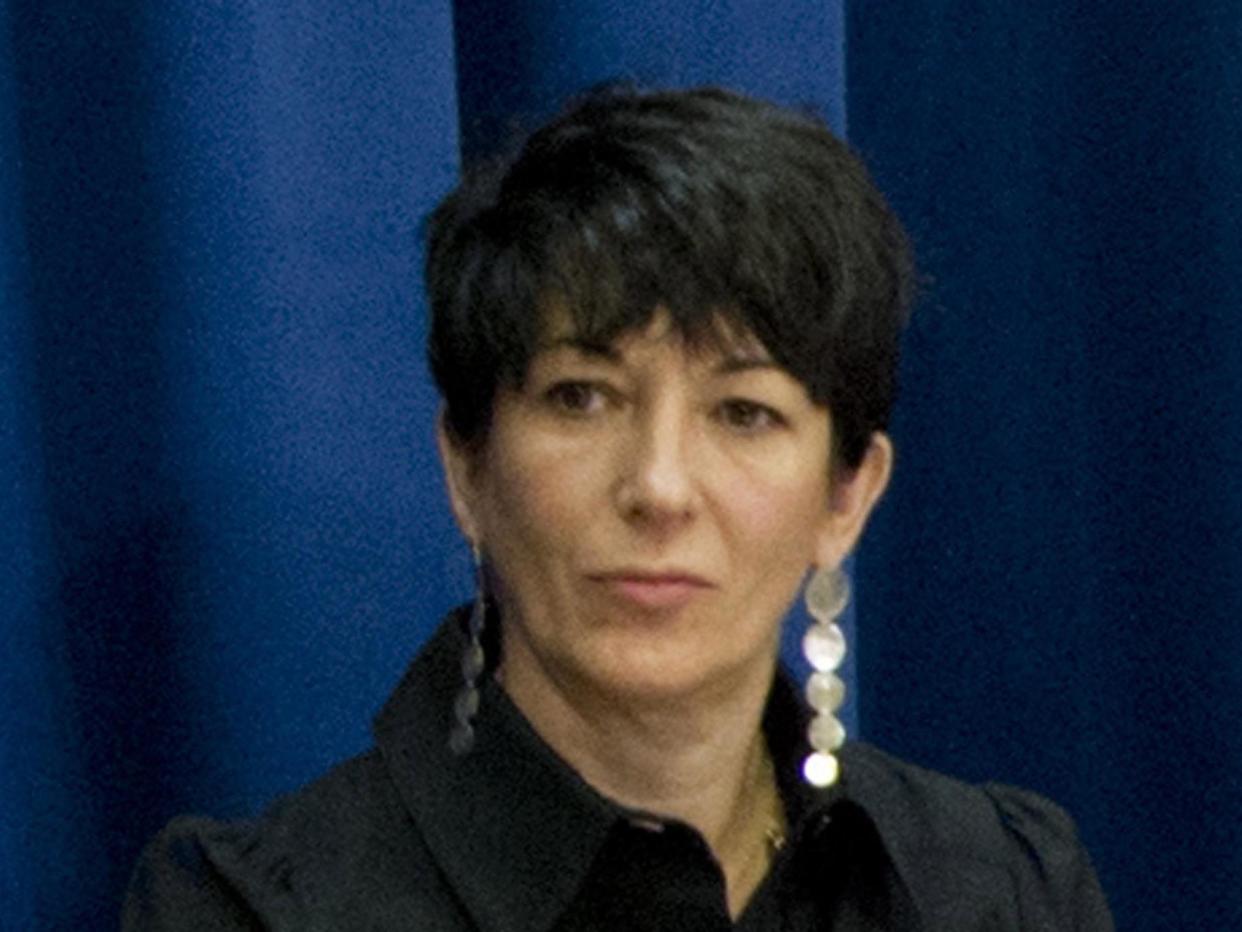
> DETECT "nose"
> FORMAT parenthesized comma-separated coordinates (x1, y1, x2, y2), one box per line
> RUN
(614, 399, 698, 530)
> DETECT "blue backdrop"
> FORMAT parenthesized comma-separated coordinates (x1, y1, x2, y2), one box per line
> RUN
(2, 2, 1238, 928)
(849, 5, 1242, 928)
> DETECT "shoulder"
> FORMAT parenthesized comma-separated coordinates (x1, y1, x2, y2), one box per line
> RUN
(839, 743, 1114, 930)
(123, 750, 466, 931)
(841, 742, 1077, 858)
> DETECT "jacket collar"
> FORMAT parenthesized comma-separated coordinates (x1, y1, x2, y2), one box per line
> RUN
(374, 608, 920, 931)
(374, 611, 616, 932)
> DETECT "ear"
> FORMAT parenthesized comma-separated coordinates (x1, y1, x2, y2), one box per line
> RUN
(813, 432, 893, 569)
(436, 410, 482, 545)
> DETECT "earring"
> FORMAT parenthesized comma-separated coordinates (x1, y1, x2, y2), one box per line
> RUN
(449, 544, 487, 755)
(801, 565, 849, 788)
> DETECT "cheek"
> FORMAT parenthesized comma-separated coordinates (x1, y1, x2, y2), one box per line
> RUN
(479, 431, 592, 560)
(742, 488, 827, 572)
(717, 449, 833, 559)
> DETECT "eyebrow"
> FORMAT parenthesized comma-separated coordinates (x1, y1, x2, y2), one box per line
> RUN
(713, 355, 782, 375)
(539, 337, 780, 374)
(540, 337, 622, 361)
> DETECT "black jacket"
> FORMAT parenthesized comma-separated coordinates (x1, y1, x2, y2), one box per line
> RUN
(124, 611, 1114, 930)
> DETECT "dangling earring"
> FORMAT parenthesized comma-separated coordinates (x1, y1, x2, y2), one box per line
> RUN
(801, 565, 850, 788)
(449, 544, 487, 755)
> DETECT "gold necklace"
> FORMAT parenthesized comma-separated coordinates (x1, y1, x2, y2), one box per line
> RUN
(726, 750, 787, 917)
(759, 747, 787, 861)
(765, 822, 787, 857)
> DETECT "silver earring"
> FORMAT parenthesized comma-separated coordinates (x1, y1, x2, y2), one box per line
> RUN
(449, 544, 487, 755)
(801, 566, 849, 787)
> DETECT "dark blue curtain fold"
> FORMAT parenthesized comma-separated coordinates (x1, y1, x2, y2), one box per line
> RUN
(452, 0, 845, 159)
(2, 2, 1238, 929)
(848, 3, 1242, 928)
(2, 2, 462, 925)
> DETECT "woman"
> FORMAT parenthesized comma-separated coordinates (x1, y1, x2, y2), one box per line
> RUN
(126, 87, 1113, 929)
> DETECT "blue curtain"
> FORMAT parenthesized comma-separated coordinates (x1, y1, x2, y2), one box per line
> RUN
(848, 3, 1242, 929)
(2, 2, 1237, 928)
(2, 1, 463, 924)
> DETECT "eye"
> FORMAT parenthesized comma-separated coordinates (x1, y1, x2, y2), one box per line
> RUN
(716, 398, 786, 433)
(543, 381, 609, 416)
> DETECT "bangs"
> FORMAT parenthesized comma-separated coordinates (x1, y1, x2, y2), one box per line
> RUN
(533, 221, 761, 361)
(496, 172, 819, 391)
(426, 87, 913, 467)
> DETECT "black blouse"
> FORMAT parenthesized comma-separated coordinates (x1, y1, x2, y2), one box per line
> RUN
(124, 611, 1114, 930)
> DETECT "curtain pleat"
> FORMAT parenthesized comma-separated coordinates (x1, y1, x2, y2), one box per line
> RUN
(848, 3, 1242, 928)
(1, 2, 461, 925)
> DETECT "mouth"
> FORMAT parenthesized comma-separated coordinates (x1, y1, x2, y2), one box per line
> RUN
(586, 569, 716, 612)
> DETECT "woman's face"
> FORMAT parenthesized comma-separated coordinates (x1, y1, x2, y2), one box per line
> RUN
(440, 311, 891, 706)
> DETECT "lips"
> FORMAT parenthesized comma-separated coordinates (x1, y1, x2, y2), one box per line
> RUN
(587, 569, 716, 612)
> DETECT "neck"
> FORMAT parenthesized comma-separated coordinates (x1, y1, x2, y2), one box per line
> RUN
(497, 646, 785, 917)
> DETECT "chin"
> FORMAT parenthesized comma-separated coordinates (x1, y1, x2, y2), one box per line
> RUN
(569, 638, 767, 706)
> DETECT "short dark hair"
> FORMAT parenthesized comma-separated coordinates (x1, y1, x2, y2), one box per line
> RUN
(425, 86, 914, 469)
